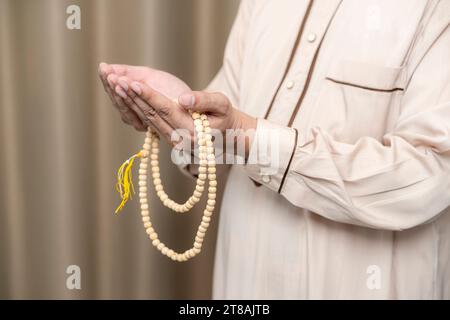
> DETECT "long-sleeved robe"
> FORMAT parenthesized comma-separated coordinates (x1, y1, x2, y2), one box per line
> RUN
(186, 0, 450, 299)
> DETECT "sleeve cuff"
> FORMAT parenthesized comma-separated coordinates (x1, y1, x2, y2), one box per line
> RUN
(245, 119, 298, 193)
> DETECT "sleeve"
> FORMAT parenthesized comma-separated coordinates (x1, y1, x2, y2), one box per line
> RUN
(245, 10, 450, 231)
(179, 0, 253, 178)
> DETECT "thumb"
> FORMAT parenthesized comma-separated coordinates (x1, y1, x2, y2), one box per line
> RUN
(178, 91, 230, 115)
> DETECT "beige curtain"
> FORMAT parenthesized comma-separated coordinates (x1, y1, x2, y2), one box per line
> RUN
(0, 0, 238, 299)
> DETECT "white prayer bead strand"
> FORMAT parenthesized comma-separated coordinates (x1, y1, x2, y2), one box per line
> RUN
(149, 126, 208, 212)
(137, 111, 216, 261)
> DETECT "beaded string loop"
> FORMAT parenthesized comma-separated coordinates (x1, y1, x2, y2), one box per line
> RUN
(145, 113, 215, 213)
(116, 111, 217, 262)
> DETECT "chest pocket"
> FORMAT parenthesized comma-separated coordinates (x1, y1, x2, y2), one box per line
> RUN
(310, 60, 407, 142)
(326, 60, 406, 93)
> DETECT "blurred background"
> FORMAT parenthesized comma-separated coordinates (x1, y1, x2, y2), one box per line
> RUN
(0, 0, 239, 299)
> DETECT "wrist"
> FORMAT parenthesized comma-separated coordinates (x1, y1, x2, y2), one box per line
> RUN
(231, 109, 257, 161)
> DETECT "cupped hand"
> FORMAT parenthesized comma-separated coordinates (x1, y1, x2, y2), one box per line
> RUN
(98, 62, 256, 155)
(98, 62, 191, 131)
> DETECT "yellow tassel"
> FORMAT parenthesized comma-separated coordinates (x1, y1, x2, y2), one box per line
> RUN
(115, 151, 143, 213)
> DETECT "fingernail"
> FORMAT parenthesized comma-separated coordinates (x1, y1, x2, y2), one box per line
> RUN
(178, 93, 195, 107)
(118, 79, 128, 91)
(107, 74, 115, 86)
(131, 82, 142, 95)
(116, 86, 127, 99)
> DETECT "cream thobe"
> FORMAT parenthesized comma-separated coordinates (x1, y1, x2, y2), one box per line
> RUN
(188, 0, 450, 299)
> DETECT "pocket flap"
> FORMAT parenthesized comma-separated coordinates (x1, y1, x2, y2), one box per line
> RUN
(326, 60, 406, 92)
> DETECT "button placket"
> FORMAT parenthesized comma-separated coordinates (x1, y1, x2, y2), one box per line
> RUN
(268, 41, 319, 124)
(264, 1, 344, 125)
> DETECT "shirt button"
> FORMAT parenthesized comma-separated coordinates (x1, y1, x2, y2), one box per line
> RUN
(286, 80, 295, 89)
(307, 33, 317, 43)
(261, 175, 271, 184)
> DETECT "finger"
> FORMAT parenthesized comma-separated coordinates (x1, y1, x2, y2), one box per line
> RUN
(115, 83, 154, 132)
(123, 83, 175, 143)
(99, 71, 112, 96)
(116, 78, 179, 140)
(101, 66, 135, 117)
(108, 74, 133, 112)
(129, 81, 177, 124)
(119, 102, 146, 131)
(133, 94, 175, 142)
(116, 77, 149, 124)
(109, 64, 145, 80)
(99, 63, 117, 91)
(108, 75, 130, 113)
(108, 81, 145, 131)
(108, 64, 130, 77)
(107, 73, 120, 93)
(99, 65, 145, 131)
(98, 63, 116, 99)
(113, 85, 143, 124)
(98, 62, 111, 80)
(120, 113, 132, 125)
(178, 91, 230, 115)
(99, 73, 114, 103)
(115, 93, 147, 131)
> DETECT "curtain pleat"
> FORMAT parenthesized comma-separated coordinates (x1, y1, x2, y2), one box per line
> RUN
(0, 0, 238, 299)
